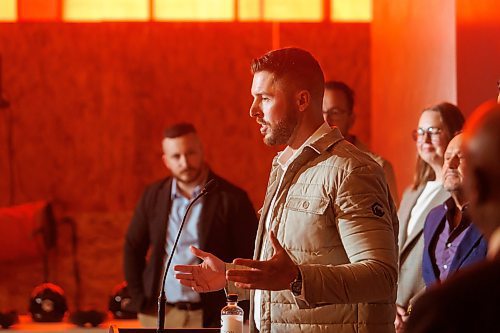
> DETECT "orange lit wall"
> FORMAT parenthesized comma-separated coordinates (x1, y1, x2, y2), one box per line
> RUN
(371, 0, 457, 197)
(456, 0, 500, 115)
(0, 22, 370, 312)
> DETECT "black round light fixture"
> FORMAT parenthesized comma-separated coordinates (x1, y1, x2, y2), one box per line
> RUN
(29, 283, 68, 322)
(108, 281, 137, 319)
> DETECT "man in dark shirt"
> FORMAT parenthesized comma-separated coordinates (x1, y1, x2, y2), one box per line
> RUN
(123, 123, 258, 328)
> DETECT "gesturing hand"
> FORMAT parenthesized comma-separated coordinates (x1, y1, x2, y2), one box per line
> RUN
(394, 305, 408, 333)
(174, 246, 226, 293)
(226, 231, 298, 291)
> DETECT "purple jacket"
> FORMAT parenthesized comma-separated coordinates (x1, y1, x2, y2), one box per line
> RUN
(422, 202, 488, 287)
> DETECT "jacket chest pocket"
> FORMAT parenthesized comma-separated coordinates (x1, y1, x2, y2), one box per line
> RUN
(281, 195, 340, 254)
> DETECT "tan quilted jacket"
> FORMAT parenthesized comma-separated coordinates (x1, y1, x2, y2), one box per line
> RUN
(228, 127, 399, 333)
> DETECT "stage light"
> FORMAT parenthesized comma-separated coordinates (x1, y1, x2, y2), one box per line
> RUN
(108, 282, 137, 320)
(29, 283, 68, 322)
(0, 311, 19, 329)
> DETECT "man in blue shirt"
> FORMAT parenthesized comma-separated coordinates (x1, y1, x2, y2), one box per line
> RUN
(124, 123, 258, 328)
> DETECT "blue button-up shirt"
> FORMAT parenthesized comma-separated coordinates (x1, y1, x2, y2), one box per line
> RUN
(164, 179, 203, 303)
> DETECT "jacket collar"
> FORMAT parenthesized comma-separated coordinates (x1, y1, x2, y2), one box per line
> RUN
(271, 125, 344, 168)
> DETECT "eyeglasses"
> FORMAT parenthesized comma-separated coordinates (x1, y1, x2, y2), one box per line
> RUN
(322, 107, 351, 117)
(412, 127, 443, 142)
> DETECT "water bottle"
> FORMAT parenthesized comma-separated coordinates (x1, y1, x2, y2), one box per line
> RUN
(221, 293, 243, 333)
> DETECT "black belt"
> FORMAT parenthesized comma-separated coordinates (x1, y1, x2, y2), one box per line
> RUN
(166, 302, 202, 311)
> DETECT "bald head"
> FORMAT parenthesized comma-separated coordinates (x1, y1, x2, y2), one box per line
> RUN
(463, 102, 500, 238)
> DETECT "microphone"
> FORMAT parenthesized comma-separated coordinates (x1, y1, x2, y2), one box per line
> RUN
(157, 179, 217, 332)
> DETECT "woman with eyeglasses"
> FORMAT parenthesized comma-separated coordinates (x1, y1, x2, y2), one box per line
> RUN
(395, 102, 465, 333)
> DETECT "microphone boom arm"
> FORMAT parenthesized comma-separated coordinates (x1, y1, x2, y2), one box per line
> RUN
(157, 179, 216, 332)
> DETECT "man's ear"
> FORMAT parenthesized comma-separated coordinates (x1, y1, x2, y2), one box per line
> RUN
(296, 90, 311, 112)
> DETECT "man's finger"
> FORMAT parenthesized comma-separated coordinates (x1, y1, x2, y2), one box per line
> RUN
(269, 230, 284, 252)
(178, 279, 196, 288)
(175, 273, 194, 281)
(226, 269, 262, 284)
(190, 246, 211, 260)
(174, 264, 195, 273)
(232, 258, 264, 269)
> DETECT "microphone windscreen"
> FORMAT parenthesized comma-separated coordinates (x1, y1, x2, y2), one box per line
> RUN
(203, 179, 218, 193)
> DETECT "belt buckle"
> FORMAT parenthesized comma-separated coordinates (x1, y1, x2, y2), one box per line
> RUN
(178, 302, 191, 311)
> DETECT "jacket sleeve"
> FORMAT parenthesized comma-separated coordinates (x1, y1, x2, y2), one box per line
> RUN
(298, 164, 399, 306)
(382, 159, 399, 208)
(123, 188, 151, 312)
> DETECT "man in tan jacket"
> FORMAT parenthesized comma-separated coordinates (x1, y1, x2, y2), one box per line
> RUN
(175, 47, 399, 333)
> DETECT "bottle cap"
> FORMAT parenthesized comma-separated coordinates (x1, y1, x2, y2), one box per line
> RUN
(226, 294, 238, 302)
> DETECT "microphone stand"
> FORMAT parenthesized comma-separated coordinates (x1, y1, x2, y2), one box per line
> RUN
(157, 179, 216, 333)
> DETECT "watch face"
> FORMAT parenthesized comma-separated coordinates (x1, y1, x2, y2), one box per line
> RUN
(291, 280, 302, 296)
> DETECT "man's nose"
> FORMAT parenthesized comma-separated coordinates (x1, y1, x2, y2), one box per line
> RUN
(423, 132, 433, 143)
(448, 155, 460, 168)
(179, 155, 189, 168)
(249, 100, 261, 118)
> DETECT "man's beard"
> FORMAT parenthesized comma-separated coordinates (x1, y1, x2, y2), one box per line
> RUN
(174, 167, 203, 185)
(444, 174, 462, 193)
(263, 110, 298, 146)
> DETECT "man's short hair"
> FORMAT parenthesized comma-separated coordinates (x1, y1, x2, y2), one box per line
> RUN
(325, 81, 355, 113)
(164, 123, 197, 139)
(251, 47, 325, 106)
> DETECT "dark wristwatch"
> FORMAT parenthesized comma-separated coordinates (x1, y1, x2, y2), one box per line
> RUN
(290, 268, 302, 296)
